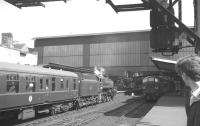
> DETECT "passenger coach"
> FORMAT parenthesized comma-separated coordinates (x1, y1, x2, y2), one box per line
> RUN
(0, 62, 79, 120)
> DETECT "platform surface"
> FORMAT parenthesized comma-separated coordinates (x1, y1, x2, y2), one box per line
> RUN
(137, 96, 187, 126)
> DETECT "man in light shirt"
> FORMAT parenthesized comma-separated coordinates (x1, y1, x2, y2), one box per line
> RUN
(175, 55, 200, 126)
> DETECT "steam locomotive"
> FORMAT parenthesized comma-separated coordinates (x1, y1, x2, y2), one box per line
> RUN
(0, 62, 114, 120)
(99, 77, 116, 102)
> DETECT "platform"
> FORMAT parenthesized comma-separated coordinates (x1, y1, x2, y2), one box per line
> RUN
(136, 95, 187, 126)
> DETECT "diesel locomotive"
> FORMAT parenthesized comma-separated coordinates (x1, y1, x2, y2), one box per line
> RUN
(142, 76, 171, 101)
(0, 62, 107, 120)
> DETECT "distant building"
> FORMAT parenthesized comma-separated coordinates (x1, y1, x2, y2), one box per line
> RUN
(0, 45, 38, 66)
(13, 43, 29, 53)
(0, 32, 37, 65)
(1, 33, 13, 48)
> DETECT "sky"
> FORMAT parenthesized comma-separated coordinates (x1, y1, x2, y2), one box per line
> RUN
(0, 0, 194, 48)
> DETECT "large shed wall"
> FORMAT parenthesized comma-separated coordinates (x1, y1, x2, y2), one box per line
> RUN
(90, 41, 149, 67)
(43, 45, 83, 67)
(34, 30, 195, 76)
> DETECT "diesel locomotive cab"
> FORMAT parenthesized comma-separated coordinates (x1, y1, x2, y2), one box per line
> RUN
(142, 76, 160, 101)
(142, 75, 171, 101)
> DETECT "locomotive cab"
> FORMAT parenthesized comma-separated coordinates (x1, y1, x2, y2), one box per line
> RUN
(142, 75, 171, 101)
(142, 76, 160, 101)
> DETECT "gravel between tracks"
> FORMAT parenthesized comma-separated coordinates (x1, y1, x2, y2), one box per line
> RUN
(13, 93, 155, 126)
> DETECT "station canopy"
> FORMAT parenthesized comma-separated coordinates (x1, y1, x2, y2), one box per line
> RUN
(151, 57, 177, 73)
(4, 0, 67, 8)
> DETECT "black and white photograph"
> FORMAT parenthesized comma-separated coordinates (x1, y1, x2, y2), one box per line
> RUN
(0, 0, 199, 126)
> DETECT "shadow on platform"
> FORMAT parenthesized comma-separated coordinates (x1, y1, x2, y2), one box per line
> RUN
(104, 95, 154, 118)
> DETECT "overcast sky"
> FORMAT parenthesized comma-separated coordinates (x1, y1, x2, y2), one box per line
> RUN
(0, 0, 194, 48)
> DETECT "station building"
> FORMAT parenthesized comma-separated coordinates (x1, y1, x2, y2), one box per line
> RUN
(34, 30, 195, 76)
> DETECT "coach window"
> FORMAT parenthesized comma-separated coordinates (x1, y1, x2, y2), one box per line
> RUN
(40, 79, 43, 89)
(7, 74, 19, 93)
(52, 77, 56, 91)
(65, 80, 69, 91)
(73, 79, 76, 90)
(46, 79, 49, 90)
(60, 78, 64, 89)
(26, 76, 36, 92)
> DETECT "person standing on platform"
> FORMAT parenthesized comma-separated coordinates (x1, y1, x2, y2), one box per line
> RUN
(175, 55, 200, 126)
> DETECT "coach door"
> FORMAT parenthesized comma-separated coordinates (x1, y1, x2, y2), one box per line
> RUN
(72, 78, 79, 98)
(38, 77, 50, 102)
(38, 77, 46, 103)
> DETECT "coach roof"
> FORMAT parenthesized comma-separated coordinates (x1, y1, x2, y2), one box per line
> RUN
(0, 62, 78, 77)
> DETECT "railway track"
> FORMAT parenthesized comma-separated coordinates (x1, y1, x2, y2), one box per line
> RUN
(48, 112, 101, 126)
(103, 98, 145, 117)
(14, 109, 103, 126)
(99, 98, 150, 126)
(125, 102, 155, 118)
(14, 105, 99, 126)
(12, 94, 154, 126)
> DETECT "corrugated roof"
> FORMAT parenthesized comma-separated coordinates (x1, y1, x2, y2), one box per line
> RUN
(33, 29, 151, 40)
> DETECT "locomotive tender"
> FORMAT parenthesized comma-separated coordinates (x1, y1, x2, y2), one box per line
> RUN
(0, 62, 102, 120)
